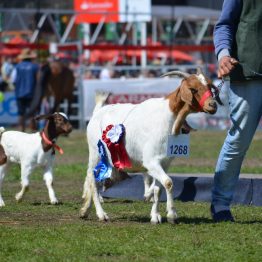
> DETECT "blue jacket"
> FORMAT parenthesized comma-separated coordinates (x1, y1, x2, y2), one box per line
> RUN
(213, 0, 242, 60)
(14, 61, 39, 99)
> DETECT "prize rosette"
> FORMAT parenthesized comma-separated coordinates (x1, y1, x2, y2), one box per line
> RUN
(102, 124, 132, 170)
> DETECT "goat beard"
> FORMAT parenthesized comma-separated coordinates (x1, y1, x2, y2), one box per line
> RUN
(181, 120, 195, 134)
(172, 105, 192, 135)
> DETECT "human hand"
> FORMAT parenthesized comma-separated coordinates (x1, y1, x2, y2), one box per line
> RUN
(217, 56, 238, 78)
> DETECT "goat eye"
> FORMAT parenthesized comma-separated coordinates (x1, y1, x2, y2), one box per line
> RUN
(191, 89, 197, 94)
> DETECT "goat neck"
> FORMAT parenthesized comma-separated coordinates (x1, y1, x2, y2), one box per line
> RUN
(166, 87, 191, 136)
(41, 119, 58, 153)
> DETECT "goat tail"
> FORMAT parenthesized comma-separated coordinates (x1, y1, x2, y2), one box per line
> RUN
(0, 127, 5, 136)
(93, 91, 111, 113)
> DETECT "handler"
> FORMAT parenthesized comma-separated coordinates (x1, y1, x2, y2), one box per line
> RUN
(211, 0, 262, 222)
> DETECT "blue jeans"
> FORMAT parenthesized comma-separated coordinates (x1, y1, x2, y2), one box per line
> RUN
(212, 80, 262, 212)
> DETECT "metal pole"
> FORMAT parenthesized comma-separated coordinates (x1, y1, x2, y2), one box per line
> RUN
(77, 41, 86, 130)
(82, 23, 90, 59)
(141, 22, 147, 68)
(152, 17, 157, 43)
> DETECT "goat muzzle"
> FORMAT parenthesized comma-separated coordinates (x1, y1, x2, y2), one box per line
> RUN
(192, 90, 217, 114)
(63, 124, 73, 135)
(205, 99, 217, 115)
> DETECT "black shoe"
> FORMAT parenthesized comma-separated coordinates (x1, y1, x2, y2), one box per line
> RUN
(210, 205, 235, 222)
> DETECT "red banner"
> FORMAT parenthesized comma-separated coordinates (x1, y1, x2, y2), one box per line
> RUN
(74, 0, 119, 24)
(1, 43, 214, 52)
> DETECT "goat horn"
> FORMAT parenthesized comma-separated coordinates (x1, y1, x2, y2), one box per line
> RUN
(160, 71, 190, 78)
(197, 67, 204, 75)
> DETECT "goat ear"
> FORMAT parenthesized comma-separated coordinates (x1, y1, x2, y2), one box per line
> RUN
(34, 113, 53, 121)
(180, 81, 193, 105)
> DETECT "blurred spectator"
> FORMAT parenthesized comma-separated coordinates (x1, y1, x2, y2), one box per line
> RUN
(11, 49, 39, 131)
(0, 74, 7, 102)
(208, 63, 217, 79)
(138, 69, 157, 79)
(1, 56, 15, 90)
(84, 70, 95, 79)
(99, 62, 114, 80)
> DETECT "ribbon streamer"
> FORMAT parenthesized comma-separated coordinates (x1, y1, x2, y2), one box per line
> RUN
(93, 140, 112, 182)
(102, 124, 132, 170)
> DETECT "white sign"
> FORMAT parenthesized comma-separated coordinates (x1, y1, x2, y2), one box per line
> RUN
(119, 0, 151, 22)
(0, 92, 18, 124)
(49, 42, 58, 54)
(74, 0, 151, 23)
(82, 78, 182, 121)
(167, 134, 190, 157)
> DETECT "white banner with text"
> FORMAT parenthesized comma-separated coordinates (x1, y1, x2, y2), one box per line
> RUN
(82, 78, 233, 130)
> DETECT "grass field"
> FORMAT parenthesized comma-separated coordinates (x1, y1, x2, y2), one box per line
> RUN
(0, 130, 261, 261)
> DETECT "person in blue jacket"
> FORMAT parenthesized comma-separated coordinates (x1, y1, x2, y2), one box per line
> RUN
(12, 49, 39, 131)
(212, 0, 262, 222)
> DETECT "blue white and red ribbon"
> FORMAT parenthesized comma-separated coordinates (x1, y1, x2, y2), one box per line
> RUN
(93, 140, 112, 182)
(102, 124, 132, 170)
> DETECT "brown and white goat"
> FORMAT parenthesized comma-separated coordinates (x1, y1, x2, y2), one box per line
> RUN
(81, 70, 221, 224)
(0, 112, 72, 207)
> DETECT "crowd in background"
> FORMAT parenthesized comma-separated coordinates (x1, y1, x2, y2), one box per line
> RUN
(0, 48, 218, 131)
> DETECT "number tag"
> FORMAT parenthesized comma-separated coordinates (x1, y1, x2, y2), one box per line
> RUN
(167, 134, 190, 157)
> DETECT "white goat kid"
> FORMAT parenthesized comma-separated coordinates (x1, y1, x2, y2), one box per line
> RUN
(0, 112, 72, 207)
(81, 70, 220, 224)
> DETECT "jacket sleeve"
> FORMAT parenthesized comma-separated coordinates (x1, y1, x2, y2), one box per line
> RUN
(213, 0, 242, 59)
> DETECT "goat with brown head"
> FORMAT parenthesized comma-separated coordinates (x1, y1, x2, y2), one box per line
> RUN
(0, 112, 73, 207)
(163, 69, 221, 135)
(35, 112, 72, 154)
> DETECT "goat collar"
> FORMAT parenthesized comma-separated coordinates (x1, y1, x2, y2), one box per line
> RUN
(40, 131, 64, 155)
(194, 90, 213, 112)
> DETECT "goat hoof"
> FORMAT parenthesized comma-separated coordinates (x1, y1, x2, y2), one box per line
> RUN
(144, 191, 154, 202)
(98, 213, 109, 222)
(166, 209, 178, 224)
(167, 217, 179, 224)
(144, 196, 154, 203)
(79, 209, 89, 219)
(167, 213, 178, 224)
(50, 199, 59, 205)
(144, 196, 154, 202)
(0, 199, 5, 207)
(143, 196, 150, 202)
(15, 194, 23, 202)
(151, 213, 162, 224)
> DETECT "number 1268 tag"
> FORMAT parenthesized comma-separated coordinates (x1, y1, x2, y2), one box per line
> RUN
(167, 134, 190, 157)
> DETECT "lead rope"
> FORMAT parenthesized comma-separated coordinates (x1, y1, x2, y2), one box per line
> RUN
(216, 79, 225, 90)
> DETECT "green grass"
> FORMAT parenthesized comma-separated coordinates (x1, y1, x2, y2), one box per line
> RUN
(0, 197, 261, 261)
(0, 130, 261, 261)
